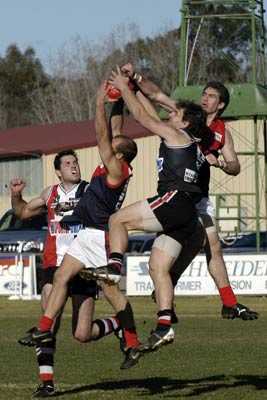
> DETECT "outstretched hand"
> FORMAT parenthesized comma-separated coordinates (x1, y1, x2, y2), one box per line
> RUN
(109, 66, 129, 91)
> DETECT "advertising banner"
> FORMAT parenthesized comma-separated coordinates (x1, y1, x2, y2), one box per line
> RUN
(0, 254, 34, 296)
(126, 254, 267, 296)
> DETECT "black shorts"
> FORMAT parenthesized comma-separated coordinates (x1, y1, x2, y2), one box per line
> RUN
(199, 213, 215, 229)
(41, 267, 98, 298)
(148, 190, 198, 245)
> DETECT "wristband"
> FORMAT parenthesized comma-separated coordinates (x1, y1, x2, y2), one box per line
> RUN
(133, 72, 143, 84)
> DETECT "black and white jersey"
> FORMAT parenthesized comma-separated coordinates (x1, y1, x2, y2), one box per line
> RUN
(156, 137, 205, 196)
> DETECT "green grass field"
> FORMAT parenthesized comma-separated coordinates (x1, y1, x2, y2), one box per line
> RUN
(0, 296, 267, 400)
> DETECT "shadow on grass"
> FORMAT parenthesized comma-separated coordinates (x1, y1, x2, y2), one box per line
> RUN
(54, 374, 267, 397)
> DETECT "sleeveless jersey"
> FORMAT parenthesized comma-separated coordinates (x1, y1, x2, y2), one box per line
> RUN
(73, 161, 132, 230)
(198, 118, 226, 197)
(156, 138, 206, 196)
(43, 180, 88, 268)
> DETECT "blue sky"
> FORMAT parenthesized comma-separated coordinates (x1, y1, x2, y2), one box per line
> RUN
(0, 0, 180, 65)
(0, 0, 266, 68)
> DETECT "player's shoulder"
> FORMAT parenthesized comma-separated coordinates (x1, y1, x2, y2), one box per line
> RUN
(41, 185, 58, 203)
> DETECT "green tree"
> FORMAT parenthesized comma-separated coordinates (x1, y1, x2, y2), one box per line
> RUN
(0, 44, 49, 129)
(185, 2, 255, 85)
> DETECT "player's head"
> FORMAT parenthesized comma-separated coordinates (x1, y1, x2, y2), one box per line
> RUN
(171, 100, 207, 142)
(54, 149, 81, 183)
(112, 135, 138, 164)
(201, 81, 230, 117)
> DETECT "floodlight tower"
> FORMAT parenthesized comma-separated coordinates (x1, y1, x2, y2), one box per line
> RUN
(173, 0, 267, 250)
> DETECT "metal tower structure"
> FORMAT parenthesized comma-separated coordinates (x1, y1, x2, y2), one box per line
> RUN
(178, 0, 266, 87)
(172, 0, 267, 249)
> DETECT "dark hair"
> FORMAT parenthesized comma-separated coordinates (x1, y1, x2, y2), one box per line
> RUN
(176, 100, 208, 142)
(54, 149, 78, 171)
(113, 135, 138, 164)
(203, 81, 230, 116)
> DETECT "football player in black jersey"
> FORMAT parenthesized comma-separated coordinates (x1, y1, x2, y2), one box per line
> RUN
(122, 64, 258, 324)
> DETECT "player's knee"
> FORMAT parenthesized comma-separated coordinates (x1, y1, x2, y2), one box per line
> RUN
(73, 328, 91, 343)
(109, 212, 122, 226)
(102, 283, 118, 302)
(54, 265, 72, 287)
(109, 211, 131, 228)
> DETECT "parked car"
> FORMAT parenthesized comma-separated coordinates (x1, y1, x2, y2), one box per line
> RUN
(220, 231, 267, 253)
(0, 209, 47, 253)
(127, 232, 156, 254)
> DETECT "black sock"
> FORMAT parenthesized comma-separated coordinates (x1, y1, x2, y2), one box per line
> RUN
(108, 252, 123, 270)
(36, 337, 56, 383)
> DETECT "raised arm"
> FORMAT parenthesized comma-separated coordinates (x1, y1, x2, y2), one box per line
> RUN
(109, 67, 175, 142)
(136, 91, 161, 121)
(121, 63, 177, 112)
(95, 82, 126, 182)
(10, 178, 48, 219)
(109, 97, 124, 137)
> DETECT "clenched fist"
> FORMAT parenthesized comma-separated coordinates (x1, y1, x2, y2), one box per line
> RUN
(10, 178, 26, 195)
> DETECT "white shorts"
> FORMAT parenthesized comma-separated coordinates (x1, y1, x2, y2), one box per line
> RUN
(196, 197, 216, 232)
(67, 228, 109, 269)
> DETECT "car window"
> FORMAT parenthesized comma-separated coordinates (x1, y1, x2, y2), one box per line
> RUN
(127, 239, 144, 253)
(0, 212, 14, 231)
(260, 232, 267, 248)
(127, 235, 156, 254)
(222, 232, 267, 250)
(0, 209, 47, 231)
(143, 238, 154, 252)
(233, 235, 255, 248)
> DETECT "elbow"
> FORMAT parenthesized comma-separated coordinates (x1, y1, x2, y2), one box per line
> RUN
(228, 169, 240, 177)
(17, 207, 29, 220)
(15, 211, 26, 221)
(234, 163, 241, 176)
(226, 161, 240, 176)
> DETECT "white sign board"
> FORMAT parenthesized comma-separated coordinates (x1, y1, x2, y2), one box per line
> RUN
(0, 254, 34, 296)
(126, 253, 267, 296)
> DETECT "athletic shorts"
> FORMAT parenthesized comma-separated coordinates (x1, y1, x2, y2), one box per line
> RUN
(147, 190, 198, 245)
(41, 267, 98, 298)
(67, 228, 109, 270)
(195, 197, 216, 231)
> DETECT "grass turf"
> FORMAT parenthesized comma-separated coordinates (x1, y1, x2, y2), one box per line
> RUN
(0, 296, 266, 400)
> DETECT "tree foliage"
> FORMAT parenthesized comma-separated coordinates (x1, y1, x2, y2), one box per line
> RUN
(0, 45, 49, 129)
(0, 3, 263, 130)
(29, 27, 180, 126)
(185, 2, 260, 84)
